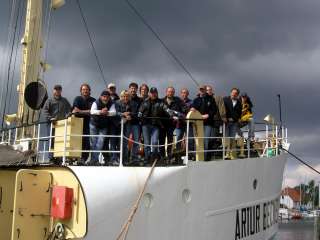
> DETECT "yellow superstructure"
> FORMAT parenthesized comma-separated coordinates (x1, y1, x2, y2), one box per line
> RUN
(0, 167, 87, 240)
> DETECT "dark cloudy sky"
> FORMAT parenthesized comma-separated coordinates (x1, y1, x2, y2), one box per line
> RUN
(0, 0, 319, 186)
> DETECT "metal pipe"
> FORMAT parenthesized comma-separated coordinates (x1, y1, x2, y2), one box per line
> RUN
(275, 125, 278, 156)
(48, 122, 53, 157)
(222, 123, 225, 160)
(62, 119, 68, 165)
(184, 120, 190, 165)
(14, 128, 18, 145)
(8, 129, 12, 145)
(119, 118, 124, 167)
(42, 141, 46, 163)
(36, 123, 41, 163)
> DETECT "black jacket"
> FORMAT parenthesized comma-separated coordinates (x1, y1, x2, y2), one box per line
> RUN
(191, 94, 217, 126)
(90, 99, 114, 128)
(162, 96, 188, 128)
(115, 100, 139, 125)
(223, 96, 242, 122)
(139, 98, 168, 127)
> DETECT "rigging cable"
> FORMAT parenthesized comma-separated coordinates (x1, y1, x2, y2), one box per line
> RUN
(75, 0, 107, 85)
(8, 0, 24, 115)
(123, 0, 199, 87)
(1, 0, 21, 129)
(0, 0, 17, 127)
(42, 0, 53, 82)
(281, 147, 320, 176)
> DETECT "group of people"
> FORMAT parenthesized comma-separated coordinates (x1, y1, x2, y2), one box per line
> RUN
(42, 82, 254, 165)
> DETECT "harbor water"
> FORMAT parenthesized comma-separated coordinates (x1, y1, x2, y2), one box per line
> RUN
(276, 219, 315, 240)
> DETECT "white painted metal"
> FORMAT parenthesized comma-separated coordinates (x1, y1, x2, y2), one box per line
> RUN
(70, 154, 287, 240)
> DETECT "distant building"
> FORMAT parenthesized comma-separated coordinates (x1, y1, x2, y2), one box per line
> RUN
(280, 187, 301, 209)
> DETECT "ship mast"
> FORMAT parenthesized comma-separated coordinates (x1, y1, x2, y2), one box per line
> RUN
(16, 0, 43, 138)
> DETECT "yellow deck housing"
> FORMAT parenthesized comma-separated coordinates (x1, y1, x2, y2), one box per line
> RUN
(0, 167, 87, 240)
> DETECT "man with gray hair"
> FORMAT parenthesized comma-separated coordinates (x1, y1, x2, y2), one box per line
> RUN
(42, 84, 71, 163)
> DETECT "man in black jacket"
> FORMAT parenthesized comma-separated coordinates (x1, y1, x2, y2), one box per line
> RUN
(160, 86, 187, 158)
(190, 85, 217, 161)
(89, 91, 117, 165)
(128, 82, 143, 163)
(223, 87, 242, 159)
(139, 87, 168, 162)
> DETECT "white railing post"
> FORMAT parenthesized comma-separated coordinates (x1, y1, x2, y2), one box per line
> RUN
(275, 125, 278, 156)
(36, 123, 41, 162)
(265, 124, 269, 157)
(62, 119, 68, 165)
(1, 131, 4, 143)
(281, 127, 285, 145)
(42, 141, 46, 163)
(8, 129, 12, 145)
(14, 128, 18, 145)
(222, 123, 226, 160)
(184, 120, 190, 165)
(48, 122, 53, 156)
(119, 118, 124, 167)
(247, 136, 251, 158)
(285, 128, 288, 144)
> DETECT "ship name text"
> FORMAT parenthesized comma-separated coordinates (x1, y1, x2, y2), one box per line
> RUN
(235, 198, 279, 240)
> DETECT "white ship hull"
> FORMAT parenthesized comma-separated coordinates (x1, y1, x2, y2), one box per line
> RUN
(68, 154, 286, 240)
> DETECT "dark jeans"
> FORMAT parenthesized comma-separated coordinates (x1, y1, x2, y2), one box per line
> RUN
(90, 124, 108, 163)
(159, 125, 175, 157)
(142, 124, 160, 160)
(81, 126, 90, 161)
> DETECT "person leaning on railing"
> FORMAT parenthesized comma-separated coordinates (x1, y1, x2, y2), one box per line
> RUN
(190, 85, 218, 161)
(88, 90, 117, 166)
(138, 87, 171, 163)
(115, 90, 140, 165)
(42, 84, 71, 163)
(223, 88, 242, 160)
(161, 86, 188, 160)
(72, 83, 96, 165)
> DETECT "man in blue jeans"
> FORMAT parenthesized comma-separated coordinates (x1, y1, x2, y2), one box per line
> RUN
(128, 82, 143, 163)
(138, 87, 168, 163)
(89, 90, 116, 165)
(190, 85, 217, 161)
(223, 88, 242, 159)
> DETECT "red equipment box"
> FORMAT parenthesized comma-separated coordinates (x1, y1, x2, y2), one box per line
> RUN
(51, 186, 74, 219)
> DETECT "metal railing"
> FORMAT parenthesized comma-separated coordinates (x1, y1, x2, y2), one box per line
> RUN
(0, 118, 288, 167)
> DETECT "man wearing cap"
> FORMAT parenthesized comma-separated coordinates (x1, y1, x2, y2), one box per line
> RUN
(107, 83, 119, 101)
(43, 84, 71, 163)
(138, 87, 169, 163)
(89, 90, 117, 165)
(72, 83, 96, 164)
(190, 85, 217, 161)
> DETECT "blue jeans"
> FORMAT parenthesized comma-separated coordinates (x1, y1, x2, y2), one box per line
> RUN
(122, 124, 140, 161)
(142, 125, 159, 159)
(175, 128, 184, 151)
(204, 125, 215, 161)
(90, 124, 108, 163)
(109, 126, 119, 162)
(226, 122, 239, 138)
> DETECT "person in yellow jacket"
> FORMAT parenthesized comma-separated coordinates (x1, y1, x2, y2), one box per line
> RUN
(239, 93, 254, 141)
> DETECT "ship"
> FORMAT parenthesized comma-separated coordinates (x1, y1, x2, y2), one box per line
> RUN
(0, 0, 289, 239)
